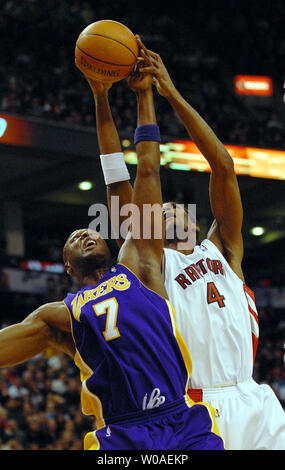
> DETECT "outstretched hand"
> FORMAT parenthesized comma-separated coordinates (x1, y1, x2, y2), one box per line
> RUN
(135, 35, 176, 98)
(127, 65, 153, 92)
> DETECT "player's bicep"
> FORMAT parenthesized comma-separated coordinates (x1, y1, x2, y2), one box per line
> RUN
(0, 307, 52, 367)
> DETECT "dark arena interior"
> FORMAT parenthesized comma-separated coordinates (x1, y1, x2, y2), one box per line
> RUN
(0, 0, 284, 450)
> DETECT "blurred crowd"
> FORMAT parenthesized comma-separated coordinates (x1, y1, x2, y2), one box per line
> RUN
(0, 351, 94, 450)
(0, 0, 284, 149)
(253, 306, 285, 409)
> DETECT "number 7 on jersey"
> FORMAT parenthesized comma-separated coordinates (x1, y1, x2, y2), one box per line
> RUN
(93, 297, 121, 341)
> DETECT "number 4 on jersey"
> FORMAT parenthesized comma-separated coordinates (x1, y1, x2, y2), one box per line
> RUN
(207, 282, 225, 308)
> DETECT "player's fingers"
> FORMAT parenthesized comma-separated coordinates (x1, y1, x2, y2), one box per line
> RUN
(141, 47, 160, 61)
(136, 35, 150, 56)
(137, 56, 157, 73)
(136, 35, 159, 61)
(135, 34, 147, 50)
(140, 53, 160, 71)
(140, 47, 160, 62)
(147, 50, 160, 61)
(138, 65, 156, 74)
(138, 51, 152, 66)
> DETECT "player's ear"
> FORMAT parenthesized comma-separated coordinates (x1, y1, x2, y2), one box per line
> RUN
(65, 261, 73, 276)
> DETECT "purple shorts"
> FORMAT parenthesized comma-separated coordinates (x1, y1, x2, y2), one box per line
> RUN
(84, 399, 225, 450)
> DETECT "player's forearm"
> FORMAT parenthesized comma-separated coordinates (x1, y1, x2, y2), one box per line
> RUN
(136, 89, 160, 174)
(93, 90, 131, 245)
(166, 89, 232, 170)
(136, 89, 157, 126)
(133, 88, 163, 244)
(94, 91, 122, 154)
(107, 180, 133, 247)
(0, 321, 50, 367)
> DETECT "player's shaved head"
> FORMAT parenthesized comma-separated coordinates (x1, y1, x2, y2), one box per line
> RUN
(63, 228, 112, 283)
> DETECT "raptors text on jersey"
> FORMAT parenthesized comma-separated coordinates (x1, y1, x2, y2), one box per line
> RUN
(163, 239, 259, 389)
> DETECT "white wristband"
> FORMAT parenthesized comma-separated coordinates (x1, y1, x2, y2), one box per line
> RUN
(100, 152, 130, 185)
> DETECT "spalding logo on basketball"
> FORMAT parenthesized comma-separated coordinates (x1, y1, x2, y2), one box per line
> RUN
(75, 20, 139, 82)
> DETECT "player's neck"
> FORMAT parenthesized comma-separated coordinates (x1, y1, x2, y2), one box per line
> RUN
(164, 240, 194, 255)
(79, 267, 110, 288)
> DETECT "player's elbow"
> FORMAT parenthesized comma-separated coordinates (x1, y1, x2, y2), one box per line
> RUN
(215, 149, 235, 175)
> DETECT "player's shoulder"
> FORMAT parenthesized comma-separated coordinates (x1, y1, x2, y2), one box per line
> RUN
(197, 238, 220, 254)
(163, 240, 211, 258)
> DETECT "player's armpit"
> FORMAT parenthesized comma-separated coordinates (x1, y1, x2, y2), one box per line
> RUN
(48, 328, 75, 358)
(34, 301, 75, 357)
(118, 239, 168, 299)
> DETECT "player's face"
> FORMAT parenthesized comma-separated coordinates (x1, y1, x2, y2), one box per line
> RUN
(64, 228, 112, 274)
(162, 202, 198, 247)
(163, 202, 190, 232)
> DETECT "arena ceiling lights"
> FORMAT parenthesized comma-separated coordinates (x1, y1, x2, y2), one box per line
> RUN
(124, 142, 285, 180)
(234, 75, 273, 96)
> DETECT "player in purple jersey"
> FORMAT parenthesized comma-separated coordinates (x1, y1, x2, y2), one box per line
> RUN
(0, 68, 224, 450)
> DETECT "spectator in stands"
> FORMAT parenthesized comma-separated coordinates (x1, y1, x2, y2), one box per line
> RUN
(0, 0, 284, 149)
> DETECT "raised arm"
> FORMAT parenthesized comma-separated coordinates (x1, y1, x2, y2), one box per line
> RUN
(138, 37, 244, 281)
(118, 71, 167, 298)
(0, 302, 74, 367)
(87, 78, 132, 247)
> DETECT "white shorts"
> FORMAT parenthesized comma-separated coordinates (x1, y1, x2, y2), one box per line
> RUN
(189, 378, 285, 450)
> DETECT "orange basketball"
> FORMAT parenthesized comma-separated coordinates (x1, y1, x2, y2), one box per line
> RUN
(75, 20, 139, 82)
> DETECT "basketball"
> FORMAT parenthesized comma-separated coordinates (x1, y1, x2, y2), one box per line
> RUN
(75, 20, 139, 82)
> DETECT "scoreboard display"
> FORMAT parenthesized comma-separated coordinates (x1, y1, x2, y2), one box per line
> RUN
(124, 140, 285, 180)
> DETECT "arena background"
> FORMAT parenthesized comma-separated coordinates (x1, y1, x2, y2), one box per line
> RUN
(0, 0, 284, 450)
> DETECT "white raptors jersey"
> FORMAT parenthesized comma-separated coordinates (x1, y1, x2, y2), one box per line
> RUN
(163, 239, 259, 389)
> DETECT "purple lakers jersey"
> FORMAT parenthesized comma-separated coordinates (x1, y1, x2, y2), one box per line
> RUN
(63, 263, 192, 430)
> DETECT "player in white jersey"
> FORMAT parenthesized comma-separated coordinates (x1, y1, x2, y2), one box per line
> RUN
(90, 37, 285, 449)
(162, 231, 258, 390)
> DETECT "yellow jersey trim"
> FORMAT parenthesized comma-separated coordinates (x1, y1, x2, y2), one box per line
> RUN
(84, 430, 100, 450)
(62, 301, 106, 429)
(165, 299, 192, 394)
